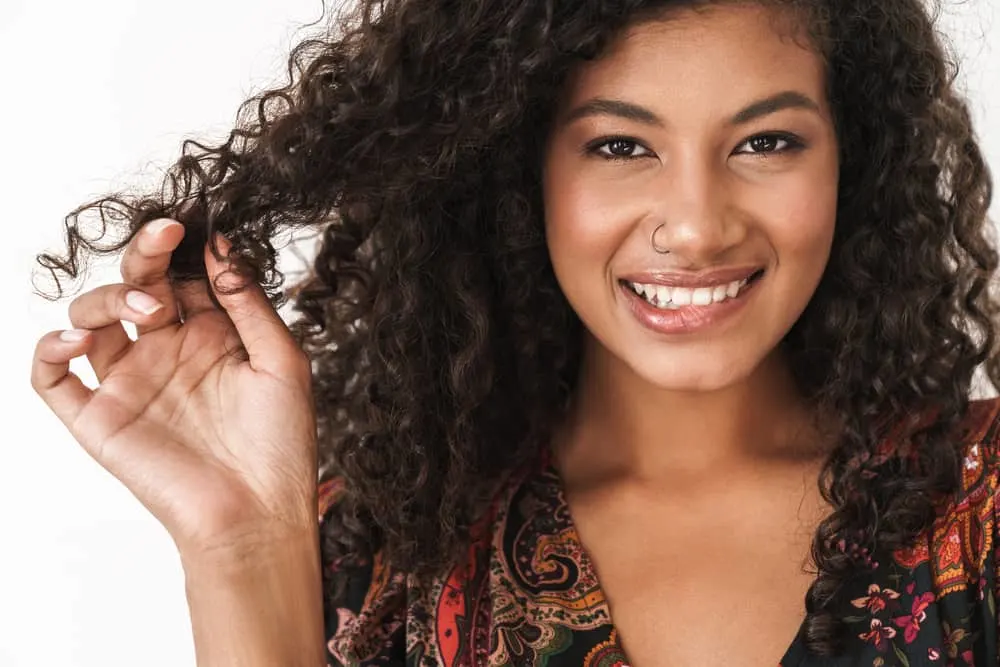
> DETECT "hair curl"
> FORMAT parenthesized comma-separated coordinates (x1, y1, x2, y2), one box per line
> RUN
(35, 0, 998, 656)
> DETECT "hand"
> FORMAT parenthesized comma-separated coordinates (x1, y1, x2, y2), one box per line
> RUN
(31, 219, 318, 560)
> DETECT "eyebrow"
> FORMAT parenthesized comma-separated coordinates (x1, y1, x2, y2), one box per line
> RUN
(561, 90, 821, 127)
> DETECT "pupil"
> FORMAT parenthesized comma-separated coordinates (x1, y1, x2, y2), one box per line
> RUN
(609, 140, 632, 155)
(751, 136, 776, 152)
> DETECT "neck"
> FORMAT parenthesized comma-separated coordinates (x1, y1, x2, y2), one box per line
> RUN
(555, 335, 833, 485)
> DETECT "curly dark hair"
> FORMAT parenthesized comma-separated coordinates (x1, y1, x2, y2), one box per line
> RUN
(35, 0, 998, 656)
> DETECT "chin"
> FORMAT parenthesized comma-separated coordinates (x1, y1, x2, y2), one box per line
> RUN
(627, 350, 763, 394)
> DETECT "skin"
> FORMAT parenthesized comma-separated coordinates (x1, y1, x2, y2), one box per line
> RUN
(544, 4, 840, 666)
(30, 222, 325, 666)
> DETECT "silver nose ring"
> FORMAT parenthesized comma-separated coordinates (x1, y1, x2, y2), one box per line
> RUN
(651, 223, 671, 254)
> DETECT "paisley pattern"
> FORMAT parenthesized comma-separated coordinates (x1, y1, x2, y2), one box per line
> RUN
(321, 398, 1000, 666)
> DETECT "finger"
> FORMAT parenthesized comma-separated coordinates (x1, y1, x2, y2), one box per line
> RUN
(31, 329, 95, 431)
(120, 218, 185, 335)
(31, 329, 184, 488)
(206, 234, 304, 375)
(68, 283, 166, 380)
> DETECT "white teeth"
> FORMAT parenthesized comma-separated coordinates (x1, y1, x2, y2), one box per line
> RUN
(691, 287, 713, 306)
(628, 275, 754, 310)
(672, 287, 693, 306)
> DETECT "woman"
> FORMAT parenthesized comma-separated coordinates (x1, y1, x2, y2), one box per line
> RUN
(30, 0, 999, 664)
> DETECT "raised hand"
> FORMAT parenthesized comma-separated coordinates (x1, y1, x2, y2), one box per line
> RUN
(31, 219, 318, 560)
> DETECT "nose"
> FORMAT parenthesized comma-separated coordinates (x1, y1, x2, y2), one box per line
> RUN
(644, 157, 746, 260)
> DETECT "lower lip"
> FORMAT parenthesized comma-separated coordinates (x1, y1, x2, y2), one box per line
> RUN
(620, 275, 761, 335)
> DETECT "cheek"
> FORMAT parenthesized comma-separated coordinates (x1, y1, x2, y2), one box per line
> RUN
(751, 165, 837, 255)
(762, 179, 838, 308)
(785, 186, 836, 263)
(543, 161, 642, 270)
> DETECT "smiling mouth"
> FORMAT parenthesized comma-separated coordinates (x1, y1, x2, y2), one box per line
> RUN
(619, 269, 765, 310)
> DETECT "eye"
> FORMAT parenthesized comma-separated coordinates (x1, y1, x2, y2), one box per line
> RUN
(587, 136, 654, 160)
(733, 132, 804, 157)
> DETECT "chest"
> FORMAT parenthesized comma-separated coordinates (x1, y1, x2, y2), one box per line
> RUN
(566, 483, 825, 667)
(592, 542, 814, 666)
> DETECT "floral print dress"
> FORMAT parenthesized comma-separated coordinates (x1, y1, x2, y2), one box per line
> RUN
(320, 398, 1000, 666)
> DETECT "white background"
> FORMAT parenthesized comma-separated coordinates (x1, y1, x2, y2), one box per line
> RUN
(3, 1, 998, 666)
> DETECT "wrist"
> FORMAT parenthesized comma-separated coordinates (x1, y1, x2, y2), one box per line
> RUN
(179, 522, 320, 577)
(181, 528, 326, 667)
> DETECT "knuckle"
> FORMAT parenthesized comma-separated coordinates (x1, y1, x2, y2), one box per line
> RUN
(29, 344, 50, 392)
(67, 285, 127, 326)
(29, 364, 48, 393)
(120, 249, 155, 286)
(120, 261, 152, 286)
(66, 293, 88, 325)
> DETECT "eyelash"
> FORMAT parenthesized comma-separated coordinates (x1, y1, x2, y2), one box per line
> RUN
(585, 132, 806, 161)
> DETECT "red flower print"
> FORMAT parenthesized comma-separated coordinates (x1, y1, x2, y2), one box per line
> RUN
(893, 592, 935, 643)
(928, 647, 941, 661)
(851, 584, 901, 613)
(860, 619, 897, 651)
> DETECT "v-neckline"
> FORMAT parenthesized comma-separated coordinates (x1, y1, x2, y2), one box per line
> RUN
(537, 447, 810, 667)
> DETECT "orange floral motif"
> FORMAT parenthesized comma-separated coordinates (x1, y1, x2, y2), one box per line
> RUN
(937, 524, 963, 569)
(860, 619, 897, 651)
(924, 454, 997, 597)
(851, 584, 901, 613)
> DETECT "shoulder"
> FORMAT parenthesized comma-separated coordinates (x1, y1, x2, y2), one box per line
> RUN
(923, 396, 1000, 517)
(955, 396, 1000, 451)
(948, 396, 1000, 495)
(893, 397, 1000, 495)
(891, 398, 1000, 584)
(851, 400, 1000, 664)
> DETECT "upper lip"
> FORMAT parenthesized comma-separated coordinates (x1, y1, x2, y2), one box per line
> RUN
(620, 266, 763, 288)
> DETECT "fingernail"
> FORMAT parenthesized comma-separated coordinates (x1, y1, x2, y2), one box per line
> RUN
(60, 329, 90, 342)
(126, 290, 165, 315)
(145, 219, 178, 236)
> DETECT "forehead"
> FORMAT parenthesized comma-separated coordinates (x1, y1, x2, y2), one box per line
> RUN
(561, 3, 828, 118)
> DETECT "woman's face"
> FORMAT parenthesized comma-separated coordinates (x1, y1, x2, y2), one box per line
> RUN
(543, 3, 839, 392)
